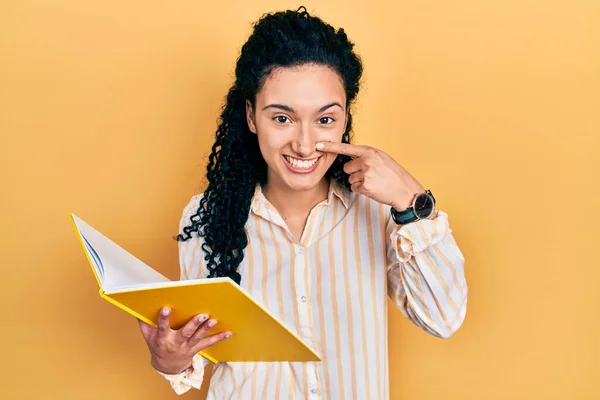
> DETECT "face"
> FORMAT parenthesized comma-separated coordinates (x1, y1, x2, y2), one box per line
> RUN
(246, 64, 348, 193)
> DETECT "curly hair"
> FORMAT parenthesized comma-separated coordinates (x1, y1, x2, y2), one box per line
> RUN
(176, 6, 363, 284)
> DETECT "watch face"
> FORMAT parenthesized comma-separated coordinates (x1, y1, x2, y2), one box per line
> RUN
(414, 193, 435, 219)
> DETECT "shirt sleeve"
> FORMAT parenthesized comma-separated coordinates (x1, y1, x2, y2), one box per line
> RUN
(386, 210, 468, 338)
(156, 353, 211, 395)
(155, 194, 213, 394)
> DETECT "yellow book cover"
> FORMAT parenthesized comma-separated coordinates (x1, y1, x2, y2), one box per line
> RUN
(70, 214, 321, 364)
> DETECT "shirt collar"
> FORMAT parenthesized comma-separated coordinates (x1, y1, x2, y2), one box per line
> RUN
(250, 179, 350, 217)
(328, 179, 350, 209)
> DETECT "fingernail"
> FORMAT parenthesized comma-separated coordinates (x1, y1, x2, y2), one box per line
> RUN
(315, 142, 324, 150)
(208, 319, 217, 328)
(225, 333, 232, 339)
(162, 307, 170, 316)
(198, 314, 207, 322)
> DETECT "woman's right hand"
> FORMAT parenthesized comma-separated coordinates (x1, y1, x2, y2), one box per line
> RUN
(138, 306, 232, 375)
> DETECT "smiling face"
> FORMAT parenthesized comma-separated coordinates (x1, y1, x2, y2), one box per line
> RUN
(246, 64, 348, 193)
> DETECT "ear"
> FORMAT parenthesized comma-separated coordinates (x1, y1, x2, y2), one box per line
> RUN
(246, 100, 257, 134)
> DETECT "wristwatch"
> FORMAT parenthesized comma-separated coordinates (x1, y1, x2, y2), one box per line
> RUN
(390, 190, 436, 225)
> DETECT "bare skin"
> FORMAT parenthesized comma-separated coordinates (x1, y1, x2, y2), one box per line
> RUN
(138, 307, 231, 374)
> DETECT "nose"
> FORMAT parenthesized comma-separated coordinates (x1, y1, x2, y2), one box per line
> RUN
(291, 125, 315, 157)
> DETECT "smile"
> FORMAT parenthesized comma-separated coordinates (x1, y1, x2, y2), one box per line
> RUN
(283, 155, 321, 173)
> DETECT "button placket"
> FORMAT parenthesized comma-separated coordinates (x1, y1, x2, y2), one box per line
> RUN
(295, 247, 320, 400)
(295, 245, 311, 338)
(306, 361, 320, 398)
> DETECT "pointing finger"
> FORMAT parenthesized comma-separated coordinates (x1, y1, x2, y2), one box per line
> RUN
(315, 141, 366, 157)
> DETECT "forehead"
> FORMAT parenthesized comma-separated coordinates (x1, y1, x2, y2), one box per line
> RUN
(257, 64, 346, 110)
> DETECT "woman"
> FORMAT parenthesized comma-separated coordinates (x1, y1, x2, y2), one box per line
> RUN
(139, 6, 467, 399)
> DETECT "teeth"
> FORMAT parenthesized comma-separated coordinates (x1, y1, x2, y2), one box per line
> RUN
(286, 156, 318, 169)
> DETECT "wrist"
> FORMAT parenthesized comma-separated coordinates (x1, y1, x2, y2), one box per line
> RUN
(152, 357, 192, 375)
(390, 190, 436, 225)
(390, 199, 410, 211)
(390, 191, 422, 211)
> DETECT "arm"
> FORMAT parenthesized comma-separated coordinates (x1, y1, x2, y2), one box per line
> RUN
(155, 195, 212, 394)
(314, 141, 468, 337)
(386, 210, 468, 338)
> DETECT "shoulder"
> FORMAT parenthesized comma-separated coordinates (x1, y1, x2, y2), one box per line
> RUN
(178, 192, 205, 232)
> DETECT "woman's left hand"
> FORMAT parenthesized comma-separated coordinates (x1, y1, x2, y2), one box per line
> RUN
(316, 141, 425, 211)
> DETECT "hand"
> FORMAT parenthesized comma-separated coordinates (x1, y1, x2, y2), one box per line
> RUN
(138, 307, 231, 375)
(316, 141, 425, 210)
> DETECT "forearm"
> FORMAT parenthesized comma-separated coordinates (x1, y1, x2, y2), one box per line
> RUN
(387, 211, 468, 338)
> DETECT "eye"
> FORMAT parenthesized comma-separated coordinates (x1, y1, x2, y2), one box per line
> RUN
(273, 115, 291, 124)
(318, 117, 335, 125)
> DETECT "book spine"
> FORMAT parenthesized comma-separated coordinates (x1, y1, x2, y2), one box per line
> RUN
(70, 215, 103, 289)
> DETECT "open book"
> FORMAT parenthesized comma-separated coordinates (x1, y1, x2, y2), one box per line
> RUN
(70, 214, 321, 363)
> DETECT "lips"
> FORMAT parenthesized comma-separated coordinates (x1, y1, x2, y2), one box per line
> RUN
(282, 155, 322, 173)
(284, 155, 319, 169)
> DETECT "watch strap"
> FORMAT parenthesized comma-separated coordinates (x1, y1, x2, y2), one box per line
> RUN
(391, 190, 435, 225)
(391, 206, 418, 225)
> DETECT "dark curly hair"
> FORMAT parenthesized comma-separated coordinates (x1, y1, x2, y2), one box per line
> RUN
(176, 6, 363, 284)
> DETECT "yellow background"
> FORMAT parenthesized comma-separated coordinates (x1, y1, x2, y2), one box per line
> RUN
(2, 0, 599, 399)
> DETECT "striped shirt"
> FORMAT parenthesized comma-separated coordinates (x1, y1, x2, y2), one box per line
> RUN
(158, 180, 468, 399)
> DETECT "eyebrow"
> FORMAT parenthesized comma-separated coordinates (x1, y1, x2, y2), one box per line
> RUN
(262, 102, 344, 113)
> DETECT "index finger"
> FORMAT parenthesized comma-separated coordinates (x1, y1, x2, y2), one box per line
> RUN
(316, 141, 366, 157)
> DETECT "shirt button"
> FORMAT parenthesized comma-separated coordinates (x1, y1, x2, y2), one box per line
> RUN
(300, 295, 307, 302)
(310, 388, 317, 394)
(296, 246, 304, 254)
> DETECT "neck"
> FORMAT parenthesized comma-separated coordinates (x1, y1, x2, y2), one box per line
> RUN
(262, 177, 330, 218)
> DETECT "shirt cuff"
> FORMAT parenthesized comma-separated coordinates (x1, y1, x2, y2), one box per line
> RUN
(155, 353, 209, 395)
(390, 210, 451, 262)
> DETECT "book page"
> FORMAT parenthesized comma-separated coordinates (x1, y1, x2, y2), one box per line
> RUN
(72, 214, 170, 291)
(104, 276, 233, 294)
(81, 234, 104, 282)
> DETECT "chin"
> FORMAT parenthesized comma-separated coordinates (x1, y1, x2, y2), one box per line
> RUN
(281, 173, 326, 192)
(273, 155, 333, 192)
(289, 181, 323, 192)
